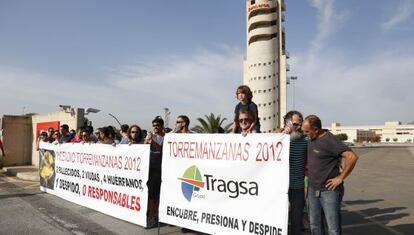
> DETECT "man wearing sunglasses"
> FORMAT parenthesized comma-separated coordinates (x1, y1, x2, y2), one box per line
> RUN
(170, 115, 191, 133)
(144, 117, 165, 150)
(169, 115, 193, 233)
(144, 116, 165, 228)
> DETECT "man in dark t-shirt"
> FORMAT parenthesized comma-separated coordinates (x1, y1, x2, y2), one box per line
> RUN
(302, 115, 358, 235)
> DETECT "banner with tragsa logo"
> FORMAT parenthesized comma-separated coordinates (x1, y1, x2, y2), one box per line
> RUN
(159, 133, 290, 235)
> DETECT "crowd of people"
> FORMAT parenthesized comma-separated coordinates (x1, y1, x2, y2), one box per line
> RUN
(35, 84, 358, 234)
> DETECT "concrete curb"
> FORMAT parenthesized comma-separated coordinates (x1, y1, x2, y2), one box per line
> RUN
(3, 166, 40, 182)
(16, 171, 40, 182)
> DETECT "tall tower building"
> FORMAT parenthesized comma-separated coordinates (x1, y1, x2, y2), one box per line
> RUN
(243, 0, 288, 132)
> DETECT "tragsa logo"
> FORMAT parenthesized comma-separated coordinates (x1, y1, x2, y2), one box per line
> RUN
(178, 165, 205, 202)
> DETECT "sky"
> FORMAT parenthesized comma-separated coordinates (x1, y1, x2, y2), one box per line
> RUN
(1, 0, 413, 129)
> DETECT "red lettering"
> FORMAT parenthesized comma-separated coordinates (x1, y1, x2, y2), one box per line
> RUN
(177, 142, 183, 158)
(243, 142, 250, 161)
(117, 192, 122, 205)
(99, 188, 104, 199)
(121, 194, 127, 207)
(88, 185, 93, 197)
(248, 3, 270, 12)
(183, 142, 190, 158)
(168, 141, 173, 157)
(130, 195, 136, 209)
(135, 197, 141, 211)
(189, 142, 195, 158)
(276, 141, 283, 161)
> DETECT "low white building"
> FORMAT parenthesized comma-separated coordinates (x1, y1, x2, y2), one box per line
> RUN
(329, 121, 414, 143)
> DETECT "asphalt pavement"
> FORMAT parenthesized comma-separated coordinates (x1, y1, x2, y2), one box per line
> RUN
(340, 146, 414, 234)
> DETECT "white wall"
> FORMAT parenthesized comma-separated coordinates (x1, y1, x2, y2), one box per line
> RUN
(31, 109, 84, 167)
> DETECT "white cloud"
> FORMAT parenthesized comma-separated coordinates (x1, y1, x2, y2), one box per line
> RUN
(107, 46, 244, 126)
(290, 50, 414, 125)
(0, 66, 126, 127)
(0, 46, 244, 129)
(307, 0, 349, 58)
(382, 0, 414, 31)
(287, 0, 414, 125)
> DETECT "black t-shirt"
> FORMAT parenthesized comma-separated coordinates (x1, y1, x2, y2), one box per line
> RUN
(308, 131, 351, 189)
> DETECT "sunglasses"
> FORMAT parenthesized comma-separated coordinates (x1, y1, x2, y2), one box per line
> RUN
(239, 118, 251, 123)
(292, 123, 301, 127)
(152, 124, 161, 127)
(131, 131, 139, 134)
(176, 121, 184, 124)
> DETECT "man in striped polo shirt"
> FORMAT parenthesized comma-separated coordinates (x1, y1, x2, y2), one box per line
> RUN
(281, 110, 307, 235)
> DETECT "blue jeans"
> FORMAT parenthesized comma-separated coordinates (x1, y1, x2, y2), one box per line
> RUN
(308, 186, 342, 235)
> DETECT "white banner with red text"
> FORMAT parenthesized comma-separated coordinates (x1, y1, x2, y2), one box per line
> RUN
(39, 142, 150, 227)
(159, 133, 290, 235)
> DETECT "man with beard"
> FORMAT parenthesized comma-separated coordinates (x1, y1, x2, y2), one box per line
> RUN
(279, 110, 307, 235)
(144, 116, 165, 228)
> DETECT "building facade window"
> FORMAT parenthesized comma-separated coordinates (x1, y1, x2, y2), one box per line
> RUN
(248, 7, 277, 20)
(248, 33, 278, 45)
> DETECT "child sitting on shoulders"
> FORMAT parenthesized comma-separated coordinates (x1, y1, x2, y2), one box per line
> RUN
(232, 85, 261, 133)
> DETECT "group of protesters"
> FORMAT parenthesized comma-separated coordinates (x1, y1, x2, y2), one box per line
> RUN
(35, 84, 359, 234)
(35, 115, 193, 229)
(232, 85, 359, 235)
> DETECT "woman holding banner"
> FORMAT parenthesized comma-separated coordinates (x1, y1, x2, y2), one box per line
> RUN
(127, 125, 143, 144)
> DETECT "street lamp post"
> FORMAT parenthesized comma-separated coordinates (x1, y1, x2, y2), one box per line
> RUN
(290, 76, 298, 110)
(58, 105, 100, 127)
(108, 113, 122, 128)
(163, 108, 171, 128)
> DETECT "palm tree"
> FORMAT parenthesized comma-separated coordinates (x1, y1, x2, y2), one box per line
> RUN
(191, 113, 232, 133)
